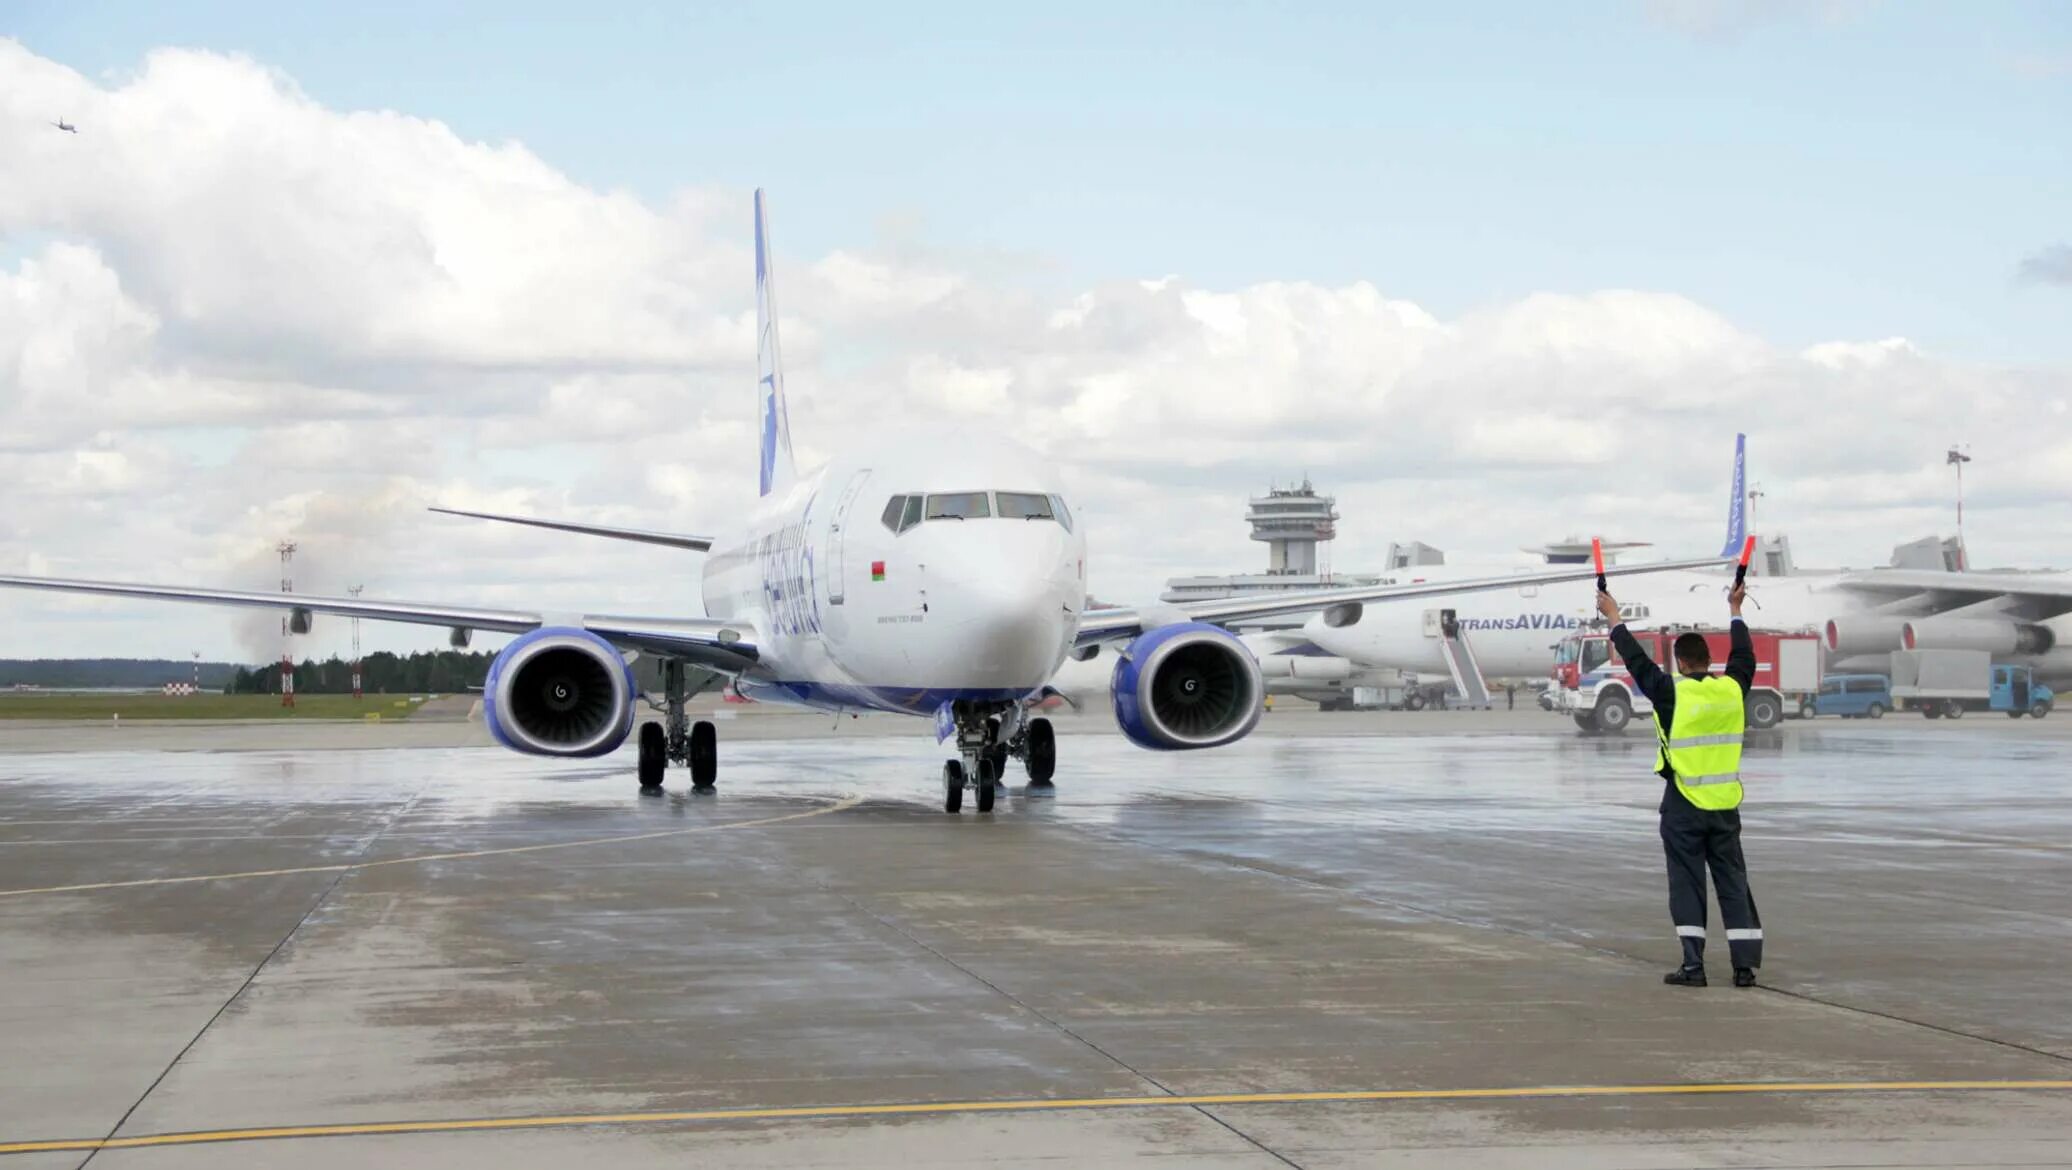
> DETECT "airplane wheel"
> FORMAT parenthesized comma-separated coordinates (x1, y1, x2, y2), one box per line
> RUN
(1025, 717, 1056, 785)
(689, 720, 718, 790)
(637, 722, 666, 790)
(975, 757, 998, 813)
(943, 760, 965, 814)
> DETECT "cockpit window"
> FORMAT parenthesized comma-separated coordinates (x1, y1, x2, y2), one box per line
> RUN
(1050, 494, 1073, 532)
(925, 492, 991, 520)
(996, 492, 1054, 521)
(900, 494, 923, 530)
(880, 495, 907, 533)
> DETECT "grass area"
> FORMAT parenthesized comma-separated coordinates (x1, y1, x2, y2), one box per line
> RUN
(0, 693, 429, 721)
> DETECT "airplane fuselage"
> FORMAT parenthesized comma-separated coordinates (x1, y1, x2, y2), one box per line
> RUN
(701, 432, 1087, 715)
(1301, 569, 1869, 679)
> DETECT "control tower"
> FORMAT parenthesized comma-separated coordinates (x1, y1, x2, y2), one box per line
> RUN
(1161, 479, 1383, 606)
(1247, 479, 1337, 576)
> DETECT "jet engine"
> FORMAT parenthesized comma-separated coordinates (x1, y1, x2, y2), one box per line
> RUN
(1824, 616, 1907, 655)
(1111, 622, 1264, 750)
(482, 627, 637, 757)
(1902, 618, 2054, 656)
(2026, 613, 2072, 677)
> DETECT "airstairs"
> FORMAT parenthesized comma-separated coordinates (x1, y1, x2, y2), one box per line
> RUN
(1426, 608, 1493, 709)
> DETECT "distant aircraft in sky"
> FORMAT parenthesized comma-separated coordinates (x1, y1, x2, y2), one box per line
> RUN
(0, 190, 1724, 812)
(51, 118, 77, 133)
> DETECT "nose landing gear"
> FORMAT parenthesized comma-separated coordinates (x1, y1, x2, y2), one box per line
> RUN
(941, 701, 1058, 813)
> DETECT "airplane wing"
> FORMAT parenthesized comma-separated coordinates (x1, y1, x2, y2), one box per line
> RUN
(1832, 569, 2072, 603)
(429, 507, 714, 552)
(1074, 556, 1731, 646)
(0, 574, 758, 673)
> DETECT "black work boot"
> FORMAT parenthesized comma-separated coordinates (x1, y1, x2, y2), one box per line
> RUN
(1663, 967, 1708, 987)
(1733, 967, 1757, 988)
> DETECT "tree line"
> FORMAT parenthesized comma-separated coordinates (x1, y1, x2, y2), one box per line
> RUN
(227, 650, 720, 696)
(229, 650, 493, 695)
(1, 659, 242, 689)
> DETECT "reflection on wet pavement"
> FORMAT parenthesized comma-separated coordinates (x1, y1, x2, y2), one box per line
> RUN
(2, 724, 2069, 1167)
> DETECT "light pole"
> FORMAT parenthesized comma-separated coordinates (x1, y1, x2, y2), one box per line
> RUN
(348, 585, 364, 700)
(278, 541, 297, 707)
(1946, 446, 1971, 571)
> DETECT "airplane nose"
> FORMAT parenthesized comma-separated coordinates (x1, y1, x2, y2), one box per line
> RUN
(961, 574, 1071, 684)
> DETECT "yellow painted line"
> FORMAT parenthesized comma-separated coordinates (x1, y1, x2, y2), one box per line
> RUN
(3, 1079, 2068, 1155)
(0, 794, 863, 898)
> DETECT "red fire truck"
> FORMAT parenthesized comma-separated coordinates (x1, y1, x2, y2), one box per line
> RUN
(1551, 624, 1823, 734)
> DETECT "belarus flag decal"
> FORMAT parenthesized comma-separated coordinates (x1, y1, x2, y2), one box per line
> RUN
(870, 561, 886, 581)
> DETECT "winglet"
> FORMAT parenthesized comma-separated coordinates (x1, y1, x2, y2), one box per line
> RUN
(1719, 433, 1748, 559)
(755, 189, 797, 498)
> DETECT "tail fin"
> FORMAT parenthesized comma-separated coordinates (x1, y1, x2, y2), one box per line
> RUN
(755, 188, 797, 498)
(1719, 432, 1748, 558)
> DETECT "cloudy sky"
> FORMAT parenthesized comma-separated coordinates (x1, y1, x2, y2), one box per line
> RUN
(3, 1, 2069, 662)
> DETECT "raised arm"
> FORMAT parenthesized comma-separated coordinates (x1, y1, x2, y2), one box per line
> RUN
(1600, 589, 1676, 710)
(1725, 581, 1756, 694)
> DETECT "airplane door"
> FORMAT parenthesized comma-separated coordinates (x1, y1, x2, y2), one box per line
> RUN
(825, 470, 871, 606)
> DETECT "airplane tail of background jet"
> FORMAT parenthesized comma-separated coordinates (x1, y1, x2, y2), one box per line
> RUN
(1720, 432, 1748, 559)
(755, 188, 798, 498)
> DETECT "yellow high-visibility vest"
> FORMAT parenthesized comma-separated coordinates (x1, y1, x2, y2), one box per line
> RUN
(1655, 674, 1745, 810)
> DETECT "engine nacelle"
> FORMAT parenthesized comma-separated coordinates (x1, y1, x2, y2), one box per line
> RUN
(1902, 618, 2054, 656)
(1255, 652, 1355, 682)
(1825, 615, 1907, 655)
(483, 627, 636, 758)
(1111, 622, 1264, 751)
(2026, 614, 2072, 679)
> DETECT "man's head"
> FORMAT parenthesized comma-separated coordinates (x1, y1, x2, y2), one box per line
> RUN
(1673, 633, 1712, 676)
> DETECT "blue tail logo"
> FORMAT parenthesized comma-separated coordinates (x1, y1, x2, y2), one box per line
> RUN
(755, 189, 796, 498)
(1720, 432, 1747, 558)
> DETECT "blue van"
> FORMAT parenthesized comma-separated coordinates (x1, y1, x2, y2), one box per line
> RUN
(1805, 674, 1891, 719)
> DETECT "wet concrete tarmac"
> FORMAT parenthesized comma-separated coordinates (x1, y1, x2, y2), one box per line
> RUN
(2, 720, 2069, 1166)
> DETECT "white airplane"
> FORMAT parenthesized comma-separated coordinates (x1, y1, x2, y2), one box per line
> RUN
(0, 190, 1728, 812)
(1294, 437, 2072, 692)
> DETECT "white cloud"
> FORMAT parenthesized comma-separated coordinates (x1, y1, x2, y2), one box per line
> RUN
(2, 39, 2069, 661)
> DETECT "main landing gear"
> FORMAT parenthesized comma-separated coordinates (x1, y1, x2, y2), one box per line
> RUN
(639, 658, 718, 793)
(941, 700, 1057, 814)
